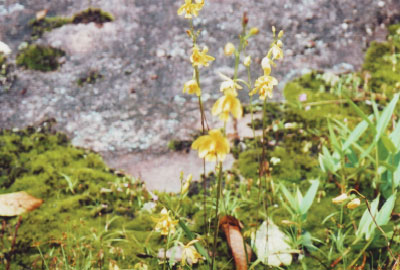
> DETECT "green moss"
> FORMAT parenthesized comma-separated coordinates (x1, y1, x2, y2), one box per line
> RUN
(167, 139, 192, 152)
(0, 128, 159, 268)
(362, 25, 400, 97)
(77, 70, 103, 86)
(29, 17, 72, 39)
(16, 44, 65, 72)
(72, 8, 114, 25)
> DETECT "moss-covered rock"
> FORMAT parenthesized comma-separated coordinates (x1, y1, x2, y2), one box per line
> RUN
(16, 44, 65, 72)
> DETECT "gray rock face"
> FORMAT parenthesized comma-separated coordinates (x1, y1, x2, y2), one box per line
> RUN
(0, 0, 399, 190)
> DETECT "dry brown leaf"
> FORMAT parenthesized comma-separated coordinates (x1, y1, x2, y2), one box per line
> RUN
(0, 191, 43, 216)
(36, 9, 48, 21)
(220, 215, 251, 270)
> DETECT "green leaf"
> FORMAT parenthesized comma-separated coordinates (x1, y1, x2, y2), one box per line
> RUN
(300, 180, 319, 216)
(280, 184, 298, 212)
(342, 118, 370, 151)
(357, 195, 379, 240)
(375, 94, 399, 141)
(328, 121, 341, 154)
(376, 193, 396, 226)
(346, 97, 375, 128)
(381, 134, 397, 154)
(389, 118, 400, 148)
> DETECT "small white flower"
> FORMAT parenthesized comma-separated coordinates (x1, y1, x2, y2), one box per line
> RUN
(270, 157, 281, 166)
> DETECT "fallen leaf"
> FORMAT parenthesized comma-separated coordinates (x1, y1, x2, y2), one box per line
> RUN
(0, 192, 43, 216)
(220, 215, 251, 270)
(36, 9, 48, 21)
(251, 219, 293, 267)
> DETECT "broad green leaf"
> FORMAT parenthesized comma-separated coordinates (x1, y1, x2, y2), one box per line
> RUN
(376, 193, 396, 226)
(300, 180, 320, 216)
(381, 134, 397, 154)
(357, 195, 379, 240)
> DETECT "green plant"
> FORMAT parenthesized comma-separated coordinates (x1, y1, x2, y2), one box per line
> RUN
(16, 44, 65, 71)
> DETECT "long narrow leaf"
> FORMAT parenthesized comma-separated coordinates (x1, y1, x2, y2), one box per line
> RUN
(346, 97, 375, 128)
(300, 180, 319, 216)
(390, 118, 400, 148)
(280, 184, 299, 212)
(375, 93, 399, 141)
(342, 118, 370, 151)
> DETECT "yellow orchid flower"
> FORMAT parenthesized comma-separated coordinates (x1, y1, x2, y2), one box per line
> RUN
(183, 79, 201, 96)
(268, 41, 284, 60)
(218, 73, 243, 94)
(178, 240, 203, 266)
(192, 129, 230, 161)
(332, 193, 348, 204)
(212, 91, 242, 122)
(154, 208, 178, 235)
(191, 45, 215, 67)
(249, 74, 278, 100)
(261, 57, 271, 75)
(347, 198, 361, 210)
(177, 0, 205, 19)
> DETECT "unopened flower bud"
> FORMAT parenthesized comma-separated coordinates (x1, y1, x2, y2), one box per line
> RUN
(347, 198, 361, 209)
(224, 42, 235, 56)
(249, 27, 259, 35)
(278, 30, 284, 39)
(277, 40, 283, 47)
(243, 56, 251, 67)
(332, 193, 348, 204)
(261, 57, 271, 75)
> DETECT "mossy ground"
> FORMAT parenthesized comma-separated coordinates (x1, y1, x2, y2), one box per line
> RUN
(2, 24, 400, 270)
(16, 44, 65, 72)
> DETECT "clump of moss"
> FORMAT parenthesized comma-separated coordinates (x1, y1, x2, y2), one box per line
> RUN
(167, 139, 192, 152)
(29, 17, 72, 39)
(0, 127, 159, 268)
(362, 24, 400, 97)
(16, 44, 65, 71)
(77, 70, 103, 86)
(72, 8, 114, 25)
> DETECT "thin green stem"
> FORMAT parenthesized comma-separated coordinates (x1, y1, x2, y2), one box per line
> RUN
(211, 161, 223, 270)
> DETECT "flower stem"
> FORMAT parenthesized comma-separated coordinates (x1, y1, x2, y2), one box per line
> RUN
(211, 161, 223, 270)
